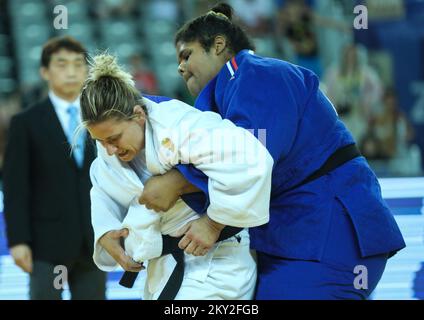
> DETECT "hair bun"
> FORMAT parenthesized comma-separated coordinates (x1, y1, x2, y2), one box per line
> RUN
(88, 53, 134, 86)
(210, 2, 233, 21)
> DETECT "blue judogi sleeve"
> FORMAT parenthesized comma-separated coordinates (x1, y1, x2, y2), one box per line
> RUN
(176, 57, 317, 213)
(142, 95, 172, 103)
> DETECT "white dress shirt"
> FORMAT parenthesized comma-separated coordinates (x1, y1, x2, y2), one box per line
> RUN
(48, 91, 82, 136)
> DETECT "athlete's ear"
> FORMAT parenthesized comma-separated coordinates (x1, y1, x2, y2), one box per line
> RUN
(213, 35, 227, 55)
(133, 105, 146, 123)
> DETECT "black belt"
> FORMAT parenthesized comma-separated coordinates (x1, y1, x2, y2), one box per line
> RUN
(119, 226, 242, 300)
(283, 143, 361, 193)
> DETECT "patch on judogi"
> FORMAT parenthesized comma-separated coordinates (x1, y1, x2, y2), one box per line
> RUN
(161, 138, 175, 153)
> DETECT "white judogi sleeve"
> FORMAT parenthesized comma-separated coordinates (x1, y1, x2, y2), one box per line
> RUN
(90, 158, 126, 271)
(90, 149, 163, 271)
(147, 99, 274, 228)
(121, 201, 162, 264)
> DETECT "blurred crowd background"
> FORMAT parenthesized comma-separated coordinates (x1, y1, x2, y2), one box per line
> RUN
(0, 0, 423, 178)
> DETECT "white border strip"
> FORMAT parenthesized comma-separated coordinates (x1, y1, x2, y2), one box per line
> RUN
(226, 61, 234, 77)
(379, 177, 424, 199)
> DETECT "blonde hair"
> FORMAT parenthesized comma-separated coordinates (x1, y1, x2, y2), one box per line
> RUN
(71, 53, 147, 155)
(80, 53, 146, 126)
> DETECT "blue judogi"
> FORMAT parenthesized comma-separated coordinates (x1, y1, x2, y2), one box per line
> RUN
(173, 50, 405, 299)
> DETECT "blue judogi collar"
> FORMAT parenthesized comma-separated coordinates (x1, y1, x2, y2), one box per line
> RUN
(195, 49, 255, 113)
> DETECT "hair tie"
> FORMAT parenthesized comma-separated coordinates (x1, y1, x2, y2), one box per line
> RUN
(207, 11, 229, 20)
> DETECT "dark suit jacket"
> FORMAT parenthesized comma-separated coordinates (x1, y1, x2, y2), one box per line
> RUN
(3, 97, 96, 264)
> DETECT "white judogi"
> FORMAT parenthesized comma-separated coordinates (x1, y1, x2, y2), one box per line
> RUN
(90, 97, 274, 299)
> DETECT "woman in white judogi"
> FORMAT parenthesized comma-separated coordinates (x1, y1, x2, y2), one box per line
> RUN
(79, 54, 273, 300)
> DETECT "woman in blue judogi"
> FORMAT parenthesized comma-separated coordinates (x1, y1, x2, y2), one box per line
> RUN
(137, 3, 406, 299)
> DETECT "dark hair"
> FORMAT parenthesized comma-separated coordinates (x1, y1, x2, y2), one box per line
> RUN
(41, 36, 88, 68)
(174, 2, 255, 54)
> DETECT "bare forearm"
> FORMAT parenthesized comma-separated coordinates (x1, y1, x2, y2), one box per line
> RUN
(169, 169, 201, 195)
(181, 182, 201, 194)
(206, 215, 226, 232)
